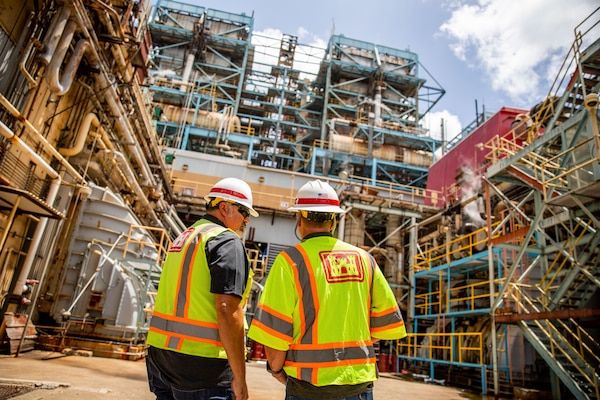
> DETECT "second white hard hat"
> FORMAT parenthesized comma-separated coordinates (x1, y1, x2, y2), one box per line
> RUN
(288, 180, 344, 213)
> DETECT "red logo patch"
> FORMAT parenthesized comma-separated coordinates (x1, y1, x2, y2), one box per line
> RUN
(168, 228, 195, 252)
(320, 250, 365, 283)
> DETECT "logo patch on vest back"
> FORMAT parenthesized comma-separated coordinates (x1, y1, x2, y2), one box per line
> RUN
(168, 228, 195, 252)
(320, 250, 365, 283)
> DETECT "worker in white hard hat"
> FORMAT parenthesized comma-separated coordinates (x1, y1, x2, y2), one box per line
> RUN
(248, 179, 407, 400)
(204, 177, 259, 237)
(147, 177, 258, 400)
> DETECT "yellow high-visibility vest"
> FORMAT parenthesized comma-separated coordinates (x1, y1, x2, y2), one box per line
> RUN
(147, 221, 252, 358)
(248, 235, 406, 386)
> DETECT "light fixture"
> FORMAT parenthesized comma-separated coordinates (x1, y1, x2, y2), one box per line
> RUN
(258, 176, 265, 183)
(182, 164, 189, 171)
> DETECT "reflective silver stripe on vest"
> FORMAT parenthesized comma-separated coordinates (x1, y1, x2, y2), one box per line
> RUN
(371, 309, 403, 329)
(151, 314, 220, 342)
(176, 224, 221, 317)
(301, 368, 312, 382)
(167, 336, 180, 348)
(254, 306, 293, 339)
(283, 246, 316, 345)
(287, 343, 375, 364)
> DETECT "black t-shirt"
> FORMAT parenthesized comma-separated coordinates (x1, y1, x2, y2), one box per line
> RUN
(148, 214, 249, 389)
(204, 214, 249, 298)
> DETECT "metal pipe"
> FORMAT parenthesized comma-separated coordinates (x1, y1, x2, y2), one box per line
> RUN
(48, 35, 90, 95)
(15, 217, 64, 357)
(0, 199, 21, 256)
(46, 18, 77, 94)
(0, 120, 59, 180)
(3, 11, 36, 92)
(70, 0, 157, 188)
(0, 93, 84, 182)
(59, 112, 102, 156)
(91, 0, 132, 83)
(12, 179, 61, 297)
(181, 53, 195, 91)
(0, 116, 68, 303)
(103, 150, 162, 227)
(36, 6, 72, 66)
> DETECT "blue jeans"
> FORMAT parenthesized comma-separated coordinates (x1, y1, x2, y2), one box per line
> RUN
(146, 355, 233, 400)
(285, 389, 373, 400)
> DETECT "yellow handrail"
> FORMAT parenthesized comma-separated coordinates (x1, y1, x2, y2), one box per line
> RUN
(397, 331, 484, 365)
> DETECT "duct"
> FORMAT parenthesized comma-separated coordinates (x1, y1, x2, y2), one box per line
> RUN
(584, 93, 600, 150)
(92, 65, 156, 187)
(12, 182, 60, 298)
(36, 6, 72, 66)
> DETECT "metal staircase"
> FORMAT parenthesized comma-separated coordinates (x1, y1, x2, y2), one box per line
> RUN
(549, 228, 600, 310)
(518, 318, 599, 400)
(486, 9, 600, 399)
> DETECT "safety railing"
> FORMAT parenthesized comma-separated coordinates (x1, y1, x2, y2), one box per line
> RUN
(507, 283, 600, 398)
(414, 224, 498, 271)
(122, 225, 172, 265)
(484, 134, 570, 192)
(397, 331, 484, 365)
(447, 280, 493, 313)
(414, 276, 503, 317)
(539, 217, 593, 295)
(341, 173, 441, 205)
(414, 279, 443, 316)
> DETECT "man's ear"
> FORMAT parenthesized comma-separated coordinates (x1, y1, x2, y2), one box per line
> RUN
(219, 201, 230, 216)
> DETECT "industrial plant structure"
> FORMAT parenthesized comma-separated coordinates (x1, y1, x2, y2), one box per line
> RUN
(0, 0, 598, 399)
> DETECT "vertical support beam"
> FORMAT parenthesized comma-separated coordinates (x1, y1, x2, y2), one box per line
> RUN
(408, 216, 416, 330)
(486, 180, 499, 396)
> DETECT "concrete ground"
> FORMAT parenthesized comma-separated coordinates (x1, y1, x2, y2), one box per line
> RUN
(0, 350, 480, 399)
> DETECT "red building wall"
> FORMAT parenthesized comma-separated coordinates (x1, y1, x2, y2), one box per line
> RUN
(426, 107, 528, 207)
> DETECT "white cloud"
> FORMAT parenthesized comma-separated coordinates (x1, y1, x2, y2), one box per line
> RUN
(251, 28, 326, 78)
(423, 110, 462, 142)
(440, 0, 598, 107)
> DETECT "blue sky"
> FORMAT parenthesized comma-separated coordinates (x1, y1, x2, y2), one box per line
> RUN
(173, 0, 599, 140)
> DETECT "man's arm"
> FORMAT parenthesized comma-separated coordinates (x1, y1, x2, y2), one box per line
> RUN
(216, 293, 248, 400)
(264, 346, 288, 384)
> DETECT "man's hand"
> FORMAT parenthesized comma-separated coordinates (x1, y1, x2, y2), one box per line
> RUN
(231, 375, 249, 400)
(271, 369, 287, 385)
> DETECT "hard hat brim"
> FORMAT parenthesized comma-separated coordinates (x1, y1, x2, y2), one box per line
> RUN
(288, 204, 344, 213)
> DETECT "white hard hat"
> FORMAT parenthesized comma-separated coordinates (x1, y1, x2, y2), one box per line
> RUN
(205, 177, 259, 217)
(288, 180, 344, 213)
